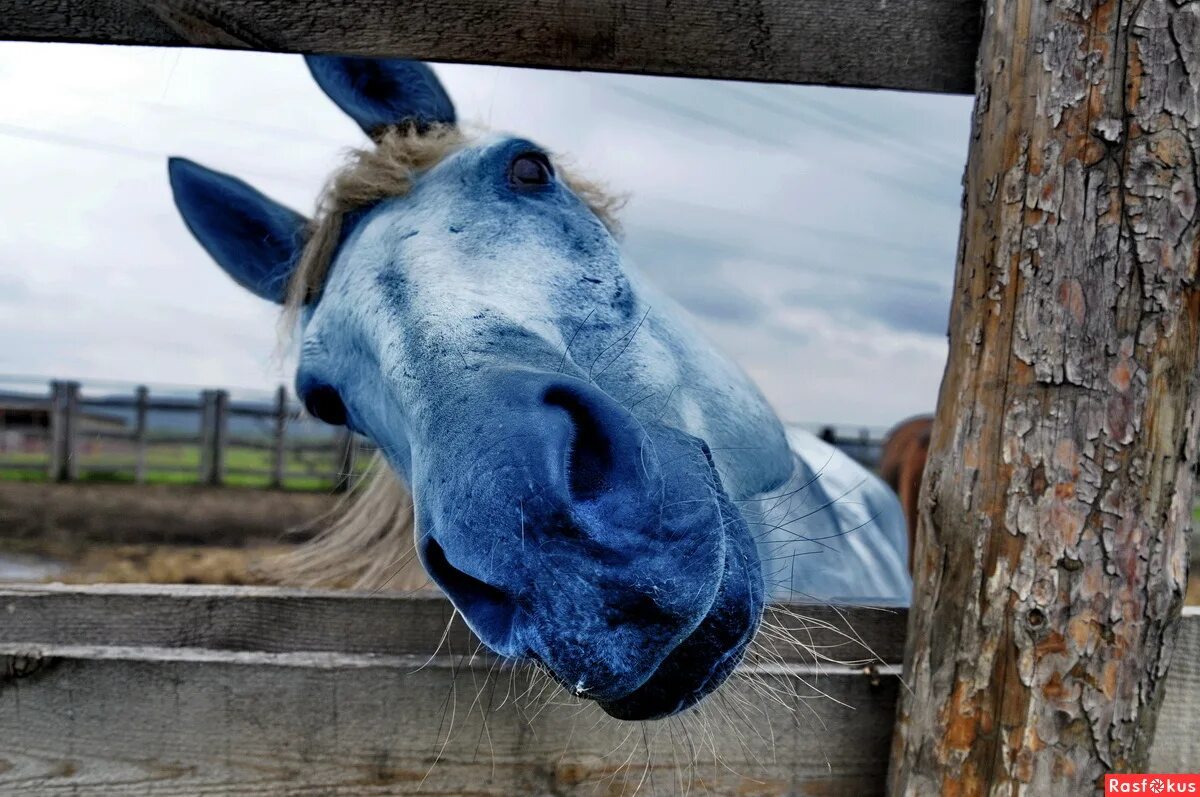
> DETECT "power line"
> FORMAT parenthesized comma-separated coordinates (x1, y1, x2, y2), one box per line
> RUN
(719, 83, 964, 169)
(625, 222, 950, 294)
(601, 83, 961, 211)
(0, 121, 315, 190)
(647, 194, 952, 263)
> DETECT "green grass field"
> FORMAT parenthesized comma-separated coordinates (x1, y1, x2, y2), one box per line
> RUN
(0, 443, 369, 492)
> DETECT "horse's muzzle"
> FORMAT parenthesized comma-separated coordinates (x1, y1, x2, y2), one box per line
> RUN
(410, 369, 764, 719)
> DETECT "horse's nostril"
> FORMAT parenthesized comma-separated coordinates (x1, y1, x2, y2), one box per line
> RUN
(422, 538, 519, 655)
(543, 386, 617, 501)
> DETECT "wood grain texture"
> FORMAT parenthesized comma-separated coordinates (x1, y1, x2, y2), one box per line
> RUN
(0, 584, 904, 795)
(1149, 608, 1200, 772)
(0, 0, 982, 93)
(0, 652, 900, 795)
(0, 586, 1195, 792)
(889, 0, 1200, 792)
(0, 583, 908, 664)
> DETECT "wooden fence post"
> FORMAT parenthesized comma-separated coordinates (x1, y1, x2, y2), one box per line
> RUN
(45, 380, 64, 481)
(889, 0, 1199, 792)
(197, 390, 213, 484)
(59, 381, 80, 482)
(133, 385, 148, 484)
(210, 390, 228, 486)
(270, 386, 287, 490)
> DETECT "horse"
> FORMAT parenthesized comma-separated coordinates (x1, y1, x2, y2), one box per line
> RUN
(878, 414, 934, 572)
(166, 55, 911, 721)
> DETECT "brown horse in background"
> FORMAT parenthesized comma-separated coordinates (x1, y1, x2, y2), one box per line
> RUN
(878, 415, 933, 572)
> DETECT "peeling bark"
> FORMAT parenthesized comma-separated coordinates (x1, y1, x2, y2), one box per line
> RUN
(888, 0, 1199, 793)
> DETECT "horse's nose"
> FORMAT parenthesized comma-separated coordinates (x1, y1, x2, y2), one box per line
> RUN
(417, 370, 657, 657)
(540, 378, 648, 504)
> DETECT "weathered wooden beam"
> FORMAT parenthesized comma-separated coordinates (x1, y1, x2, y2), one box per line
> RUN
(0, 584, 908, 664)
(889, 0, 1200, 791)
(0, 0, 982, 93)
(0, 586, 1195, 794)
(0, 584, 905, 794)
(0, 647, 900, 794)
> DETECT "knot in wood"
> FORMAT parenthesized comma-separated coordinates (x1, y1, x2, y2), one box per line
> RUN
(2, 653, 44, 680)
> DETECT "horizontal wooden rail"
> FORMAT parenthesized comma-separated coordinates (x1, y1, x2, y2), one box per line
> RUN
(81, 428, 136, 442)
(55, 462, 349, 482)
(0, 585, 1192, 794)
(78, 395, 141, 410)
(224, 438, 342, 455)
(81, 397, 280, 417)
(72, 462, 197, 475)
(224, 436, 277, 452)
(143, 433, 210, 446)
(228, 401, 298, 419)
(0, 460, 47, 471)
(81, 395, 197, 412)
(0, 0, 982, 93)
(0, 584, 907, 663)
(291, 441, 347, 454)
(0, 584, 902, 794)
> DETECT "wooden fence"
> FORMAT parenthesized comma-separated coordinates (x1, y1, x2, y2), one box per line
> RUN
(1, 380, 361, 490)
(0, 584, 1194, 795)
(812, 425, 886, 470)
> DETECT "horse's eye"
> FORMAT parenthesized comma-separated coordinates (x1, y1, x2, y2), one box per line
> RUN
(509, 152, 553, 187)
(303, 384, 348, 427)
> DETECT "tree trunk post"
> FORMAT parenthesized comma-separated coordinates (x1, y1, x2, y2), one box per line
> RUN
(890, 0, 1199, 793)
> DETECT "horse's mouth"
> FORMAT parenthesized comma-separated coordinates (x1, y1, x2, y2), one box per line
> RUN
(596, 522, 763, 720)
(596, 600, 760, 720)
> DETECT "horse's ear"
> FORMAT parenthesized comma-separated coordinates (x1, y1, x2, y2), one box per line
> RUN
(167, 157, 307, 304)
(305, 55, 456, 136)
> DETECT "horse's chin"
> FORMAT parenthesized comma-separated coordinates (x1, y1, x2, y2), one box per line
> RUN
(595, 606, 759, 720)
(597, 500, 764, 721)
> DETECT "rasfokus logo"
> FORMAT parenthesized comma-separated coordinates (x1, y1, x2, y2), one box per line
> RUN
(1106, 775, 1200, 794)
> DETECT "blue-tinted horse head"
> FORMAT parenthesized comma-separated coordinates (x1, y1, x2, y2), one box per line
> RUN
(167, 56, 797, 720)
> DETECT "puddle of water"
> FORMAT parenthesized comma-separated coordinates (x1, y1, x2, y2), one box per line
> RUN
(0, 554, 65, 582)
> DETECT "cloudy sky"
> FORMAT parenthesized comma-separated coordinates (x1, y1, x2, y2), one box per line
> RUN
(0, 42, 970, 428)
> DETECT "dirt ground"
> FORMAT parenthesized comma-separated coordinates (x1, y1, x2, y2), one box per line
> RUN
(0, 481, 337, 547)
(3, 482, 1199, 601)
(0, 481, 341, 586)
(48, 543, 287, 585)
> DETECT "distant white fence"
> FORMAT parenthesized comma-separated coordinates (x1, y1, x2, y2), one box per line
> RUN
(0, 379, 362, 491)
